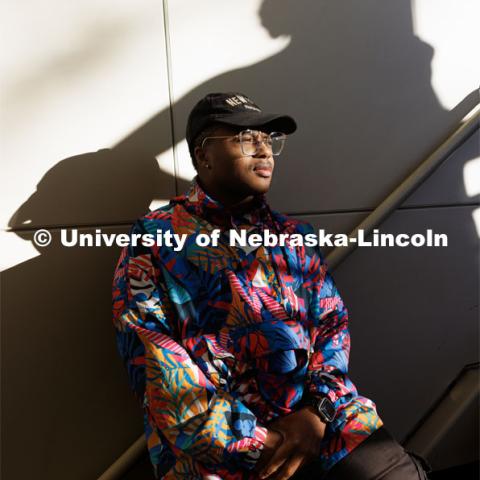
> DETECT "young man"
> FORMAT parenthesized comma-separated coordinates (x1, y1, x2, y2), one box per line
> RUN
(112, 93, 430, 479)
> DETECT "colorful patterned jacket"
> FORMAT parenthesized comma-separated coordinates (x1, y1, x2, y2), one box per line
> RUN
(112, 177, 383, 479)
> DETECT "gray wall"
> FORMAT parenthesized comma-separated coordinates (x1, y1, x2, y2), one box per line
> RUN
(1, 1, 478, 478)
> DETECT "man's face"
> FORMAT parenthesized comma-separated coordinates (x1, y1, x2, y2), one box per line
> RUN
(195, 125, 275, 203)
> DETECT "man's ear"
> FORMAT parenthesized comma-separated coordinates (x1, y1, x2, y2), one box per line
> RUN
(194, 145, 209, 169)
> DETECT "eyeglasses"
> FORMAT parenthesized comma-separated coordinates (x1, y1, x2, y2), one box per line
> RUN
(201, 129, 287, 156)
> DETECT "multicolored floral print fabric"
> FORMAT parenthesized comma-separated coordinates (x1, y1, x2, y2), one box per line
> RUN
(112, 177, 383, 479)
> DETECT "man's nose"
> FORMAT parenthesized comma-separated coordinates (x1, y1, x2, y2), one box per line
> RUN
(254, 138, 273, 157)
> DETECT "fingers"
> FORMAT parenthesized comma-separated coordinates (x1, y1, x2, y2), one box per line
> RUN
(270, 453, 306, 480)
(254, 428, 285, 474)
(258, 440, 292, 479)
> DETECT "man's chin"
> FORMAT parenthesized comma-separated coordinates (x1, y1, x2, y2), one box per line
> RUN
(250, 180, 272, 195)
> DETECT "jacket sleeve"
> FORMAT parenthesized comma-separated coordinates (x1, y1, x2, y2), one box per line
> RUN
(300, 223, 358, 410)
(112, 220, 267, 472)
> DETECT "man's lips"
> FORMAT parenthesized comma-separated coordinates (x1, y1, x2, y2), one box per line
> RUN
(253, 163, 273, 178)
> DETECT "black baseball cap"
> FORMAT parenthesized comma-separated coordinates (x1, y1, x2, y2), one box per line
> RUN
(186, 92, 297, 158)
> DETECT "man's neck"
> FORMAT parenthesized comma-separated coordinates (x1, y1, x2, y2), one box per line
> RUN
(196, 177, 258, 212)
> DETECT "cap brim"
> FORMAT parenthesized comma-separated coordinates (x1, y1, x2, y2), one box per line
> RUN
(211, 111, 297, 135)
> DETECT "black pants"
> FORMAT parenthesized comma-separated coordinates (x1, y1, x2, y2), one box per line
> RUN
(291, 426, 431, 480)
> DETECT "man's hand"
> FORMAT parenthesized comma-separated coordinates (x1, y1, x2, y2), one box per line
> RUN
(255, 407, 326, 480)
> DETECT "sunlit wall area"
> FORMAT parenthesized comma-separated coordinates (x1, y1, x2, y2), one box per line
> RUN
(412, 0, 479, 110)
(0, 0, 175, 269)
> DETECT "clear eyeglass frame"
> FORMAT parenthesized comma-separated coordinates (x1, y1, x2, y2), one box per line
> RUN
(200, 129, 287, 156)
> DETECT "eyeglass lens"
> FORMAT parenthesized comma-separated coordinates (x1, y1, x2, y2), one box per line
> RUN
(239, 130, 286, 156)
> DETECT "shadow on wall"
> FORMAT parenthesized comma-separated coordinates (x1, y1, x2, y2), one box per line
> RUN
(2, 1, 478, 479)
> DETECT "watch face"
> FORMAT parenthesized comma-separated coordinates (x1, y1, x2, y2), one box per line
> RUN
(318, 397, 336, 422)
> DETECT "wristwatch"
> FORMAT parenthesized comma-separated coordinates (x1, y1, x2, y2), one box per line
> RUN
(300, 394, 336, 423)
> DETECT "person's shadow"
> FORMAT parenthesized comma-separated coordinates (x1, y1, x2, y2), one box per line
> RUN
(3, 1, 478, 479)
